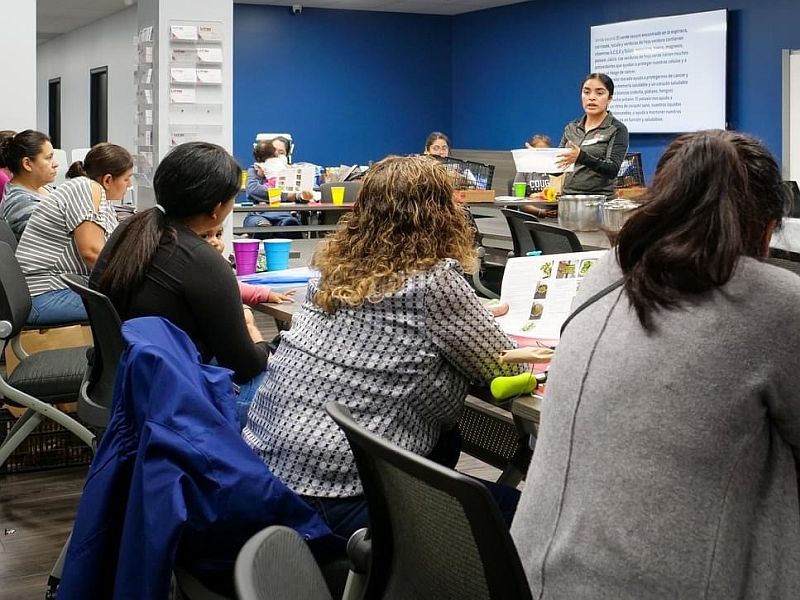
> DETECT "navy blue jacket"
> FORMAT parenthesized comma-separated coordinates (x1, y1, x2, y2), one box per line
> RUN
(58, 317, 329, 600)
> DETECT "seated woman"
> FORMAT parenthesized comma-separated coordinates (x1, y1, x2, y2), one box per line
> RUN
(243, 155, 523, 552)
(15, 142, 132, 326)
(511, 130, 800, 598)
(0, 130, 58, 239)
(91, 142, 269, 427)
(244, 139, 312, 236)
(423, 131, 450, 157)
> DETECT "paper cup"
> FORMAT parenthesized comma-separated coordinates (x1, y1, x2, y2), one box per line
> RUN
(264, 238, 292, 271)
(232, 239, 261, 276)
(514, 182, 527, 198)
(331, 186, 345, 205)
(268, 188, 282, 206)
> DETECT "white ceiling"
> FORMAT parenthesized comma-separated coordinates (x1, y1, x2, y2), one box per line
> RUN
(38, 0, 529, 43)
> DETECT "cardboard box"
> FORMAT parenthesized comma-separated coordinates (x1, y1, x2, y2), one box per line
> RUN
(616, 186, 647, 200)
(454, 189, 496, 203)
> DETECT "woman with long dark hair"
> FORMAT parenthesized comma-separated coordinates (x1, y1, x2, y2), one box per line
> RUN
(17, 143, 132, 325)
(91, 142, 269, 419)
(512, 130, 800, 598)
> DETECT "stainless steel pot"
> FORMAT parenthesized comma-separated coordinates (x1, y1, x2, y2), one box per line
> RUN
(558, 195, 604, 231)
(599, 199, 640, 233)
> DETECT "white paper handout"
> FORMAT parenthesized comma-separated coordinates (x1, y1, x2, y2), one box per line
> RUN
(170, 68, 197, 83)
(169, 87, 196, 104)
(197, 68, 222, 84)
(266, 165, 316, 194)
(495, 251, 607, 342)
(171, 131, 200, 146)
(511, 148, 575, 174)
(197, 47, 223, 63)
(198, 24, 222, 41)
(170, 25, 198, 41)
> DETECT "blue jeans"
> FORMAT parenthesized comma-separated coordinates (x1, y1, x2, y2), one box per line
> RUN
(243, 212, 300, 227)
(27, 288, 87, 326)
(236, 369, 268, 430)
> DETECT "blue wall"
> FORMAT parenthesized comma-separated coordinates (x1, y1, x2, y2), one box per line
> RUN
(234, 1, 799, 182)
(233, 5, 452, 168)
(451, 0, 800, 182)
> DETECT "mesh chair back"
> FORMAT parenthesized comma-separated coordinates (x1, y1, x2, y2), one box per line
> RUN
(0, 219, 18, 251)
(235, 525, 333, 600)
(524, 221, 583, 254)
(325, 402, 532, 600)
(501, 208, 539, 257)
(0, 242, 32, 341)
(61, 274, 123, 427)
(319, 181, 362, 204)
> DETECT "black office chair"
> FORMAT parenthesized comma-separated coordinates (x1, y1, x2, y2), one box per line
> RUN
(324, 401, 532, 600)
(501, 208, 539, 257)
(235, 526, 334, 600)
(61, 274, 123, 429)
(524, 221, 584, 254)
(0, 218, 17, 251)
(0, 242, 94, 470)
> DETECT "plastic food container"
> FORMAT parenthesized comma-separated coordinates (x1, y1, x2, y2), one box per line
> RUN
(558, 195, 604, 231)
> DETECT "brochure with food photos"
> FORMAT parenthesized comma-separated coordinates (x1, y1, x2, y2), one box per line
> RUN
(496, 251, 608, 342)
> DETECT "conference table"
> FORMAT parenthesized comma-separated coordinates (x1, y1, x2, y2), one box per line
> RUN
(232, 202, 354, 236)
(252, 279, 542, 486)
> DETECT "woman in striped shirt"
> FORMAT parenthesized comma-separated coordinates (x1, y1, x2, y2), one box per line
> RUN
(16, 143, 133, 325)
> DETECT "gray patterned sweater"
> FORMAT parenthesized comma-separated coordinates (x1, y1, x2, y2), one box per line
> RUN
(243, 259, 522, 497)
(511, 253, 800, 599)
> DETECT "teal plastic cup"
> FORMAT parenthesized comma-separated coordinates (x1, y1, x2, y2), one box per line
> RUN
(264, 239, 292, 271)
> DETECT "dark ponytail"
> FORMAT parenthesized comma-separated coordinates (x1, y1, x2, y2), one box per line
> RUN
(66, 161, 86, 179)
(616, 130, 786, 329)
(96, 141, 241, 312)
(0, 130, 16, 169)
(96, 208, 168, 312)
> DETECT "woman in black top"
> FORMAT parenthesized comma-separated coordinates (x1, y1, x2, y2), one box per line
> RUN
(91, 142, 268, 425)
(556, 73, 629, 198)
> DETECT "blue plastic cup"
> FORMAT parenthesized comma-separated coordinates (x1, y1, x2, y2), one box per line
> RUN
(264, 238, 292, 271)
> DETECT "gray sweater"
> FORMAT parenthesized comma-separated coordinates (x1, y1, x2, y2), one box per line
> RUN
(511, 253, 800, 599)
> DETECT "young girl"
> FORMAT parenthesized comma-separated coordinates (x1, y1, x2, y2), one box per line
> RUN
(200, 225, 295, 305)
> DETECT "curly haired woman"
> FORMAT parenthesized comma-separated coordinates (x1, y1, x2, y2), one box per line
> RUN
(243, 155, 522, 554)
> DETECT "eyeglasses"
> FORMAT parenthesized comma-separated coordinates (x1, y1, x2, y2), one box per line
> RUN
(430, 145, 449, 152)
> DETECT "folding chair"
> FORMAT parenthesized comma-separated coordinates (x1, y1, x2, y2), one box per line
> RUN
(0, 242, 93, 470)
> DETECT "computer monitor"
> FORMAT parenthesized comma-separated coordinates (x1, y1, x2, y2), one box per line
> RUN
(784, 181, 800, 218)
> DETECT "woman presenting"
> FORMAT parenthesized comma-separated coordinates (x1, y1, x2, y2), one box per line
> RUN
(556, 73, 629, 198)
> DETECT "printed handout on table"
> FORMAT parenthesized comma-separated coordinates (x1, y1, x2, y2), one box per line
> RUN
(495, 251, 607, 342)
